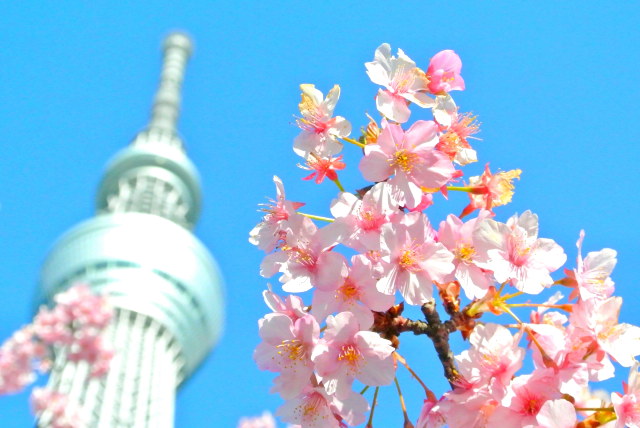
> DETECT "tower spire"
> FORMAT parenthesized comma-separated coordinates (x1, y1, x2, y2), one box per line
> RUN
(37, 33, 224, 427)
(96, 32, 203, 227)
(149, 33, 193, 133)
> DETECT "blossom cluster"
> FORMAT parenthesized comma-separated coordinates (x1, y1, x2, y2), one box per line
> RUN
(250, 43, 639, 427)
(0, 284, 113, 427)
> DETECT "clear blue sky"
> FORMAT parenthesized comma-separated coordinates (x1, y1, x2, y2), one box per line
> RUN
(0, 2, 639, 427)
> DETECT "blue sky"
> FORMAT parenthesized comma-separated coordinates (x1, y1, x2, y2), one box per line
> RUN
(0, 2, 639, 427)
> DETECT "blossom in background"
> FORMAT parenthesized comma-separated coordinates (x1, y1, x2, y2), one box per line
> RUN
(293, 84, 351, 158)
(426, 49, 465, 94)
(31, 388, 85, 428)
(359, 120, 456, 209)
(365, 43, 433, 123)
(0, 327, 46, 395)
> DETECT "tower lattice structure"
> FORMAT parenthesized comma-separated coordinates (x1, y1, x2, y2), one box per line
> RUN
(35, 33, 224, 428)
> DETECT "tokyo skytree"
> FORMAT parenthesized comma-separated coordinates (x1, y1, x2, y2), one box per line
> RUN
(34, 33, 224, 427)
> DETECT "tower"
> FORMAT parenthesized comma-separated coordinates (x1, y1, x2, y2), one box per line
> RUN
(35, 33, 224, 427)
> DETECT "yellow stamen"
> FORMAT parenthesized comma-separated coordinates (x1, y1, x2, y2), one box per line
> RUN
(390, 149, 419, 173)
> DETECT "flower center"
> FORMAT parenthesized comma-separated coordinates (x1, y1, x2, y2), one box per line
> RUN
(454, 244, 476, 263)
(399, 248, 420, 271)
(338, 344, 363, 371)
(283, 245, 317, 269)
(390, 149, 419, 173)
(337, 279, 360, 302)
(277, 339, 307, 361)
(523, 397, 540, 416)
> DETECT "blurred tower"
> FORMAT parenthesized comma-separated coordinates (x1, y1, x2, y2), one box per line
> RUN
(35, 33, 224, 427)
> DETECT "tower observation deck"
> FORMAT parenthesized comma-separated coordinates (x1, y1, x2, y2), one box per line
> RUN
(35, 33, 224, 428)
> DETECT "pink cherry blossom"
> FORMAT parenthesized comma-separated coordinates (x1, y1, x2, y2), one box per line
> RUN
(359, 120, 457, 209)
(612, 360, 640, 428)
(436, 112, 480, 166)
(311, 255, 395, 329)
(329, 182, 399, 252)
(532, 399, 577, 428)
(455, 324, 525, 390)
(474, 210, 567, 294)
(31, 387, 85, 428)
(294, 84, 351, 158)
(570, 296, 640, 367)
(276, 383, 368, 428)
(365, 43, 434, 123)
(564, 230, 617, 301)
(312, 311, 395, 398)
(299, 154, 345, 184)
(377, 212, 454, 305)
(33, 285, 113, 377)
(263, 284, 308, 322)
(260, 214, 347, 293)
(416, 397, 445, 428)
(254, 313, 319, 399)
(437, 212, 495, 299)
(426, 50, 465, 94)
(435, 386, 500, 428)
(0, 326, 46, 394)
(487, 371, 562, 428)
(250, 176, 304, 252)
(460, 164, 522, 218)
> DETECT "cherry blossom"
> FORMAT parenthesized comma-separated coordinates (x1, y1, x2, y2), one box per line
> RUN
(260, 214, 346, 293)
(293, 84, 351, 158)
(612, 360, 640, 428)
(250, 176, 304, 252)
(377, 211, 454, 305)
(254, 313, 319, 399)
(250, 43, 640, 428)
(460, 164, 522, 218)
(299, 154, 345, 185)
(563, 230, 617, 301)
(426, 50, 465, 94)
(0, 327, 45, 394)
(276, 383, 368, 428)
(359, 120, 457, 209)
(311, 255, 395, 329)
(474, 210, 566, 294)
(436, 112, 480, 166)
(437, 212, 494, 299)
(31, 387, 85, 428)
(365, 43, 434, 123)
(455, 323, 525, 390)
(329, 182, 399, 252)
(312, 311, 395, 398)
(487, 371, 562, 428)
